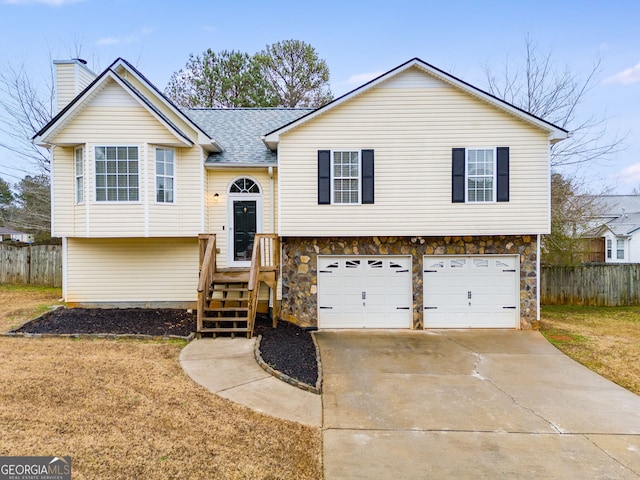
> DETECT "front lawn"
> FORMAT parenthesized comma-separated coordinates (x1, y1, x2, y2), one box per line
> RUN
(0, 284, 62, 333)
(0, 285, 321, 479)
(540, 305, 640, 395)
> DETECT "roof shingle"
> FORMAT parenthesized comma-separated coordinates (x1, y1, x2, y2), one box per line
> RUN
(185, 108, 313, 166)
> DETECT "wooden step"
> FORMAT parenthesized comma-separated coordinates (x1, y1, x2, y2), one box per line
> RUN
(211, 271, 250, 283)
(210, 286, 249, 293)
(198, 327, 250, 333)
(205, 306, 249, 313)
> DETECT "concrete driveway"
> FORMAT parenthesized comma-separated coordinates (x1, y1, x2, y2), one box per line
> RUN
(315, 330, 640, 479)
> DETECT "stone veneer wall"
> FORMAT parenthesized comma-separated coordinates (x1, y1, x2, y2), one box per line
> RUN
(280, 235, 539, 330)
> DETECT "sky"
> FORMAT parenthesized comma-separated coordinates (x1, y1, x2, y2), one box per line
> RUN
(0, 0, 639, 193)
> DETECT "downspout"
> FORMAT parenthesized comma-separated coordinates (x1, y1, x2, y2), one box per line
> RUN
(537, 234, 541, 324)
(268, 166, 275, 233)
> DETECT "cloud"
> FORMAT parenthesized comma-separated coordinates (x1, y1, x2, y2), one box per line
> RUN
(604, 63, 640, 85)
(96, 26, 153, 47)
(3, 0, 83, 5)
(616, 163, 640, 184)
(345, 71, 386, 86)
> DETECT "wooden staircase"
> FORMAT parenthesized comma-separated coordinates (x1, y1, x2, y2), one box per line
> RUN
(197, 234, 280, 338)
(201, 270, 251, 337)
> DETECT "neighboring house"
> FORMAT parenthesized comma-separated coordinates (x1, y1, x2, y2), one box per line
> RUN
(585, 195, 640, 263)
(0, 227, 34, 243)
(33, 57, 567, 331)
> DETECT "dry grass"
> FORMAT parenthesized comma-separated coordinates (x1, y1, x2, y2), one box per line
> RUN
(0, 284, 62, 332)
(0, 287, 322, 479)
(540, 305, 640, 395)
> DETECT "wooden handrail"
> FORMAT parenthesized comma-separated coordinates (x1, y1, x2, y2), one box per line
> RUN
(197, 234, 216, 334)
(197, 234, 216, 293)
(247, 234, 280, 334)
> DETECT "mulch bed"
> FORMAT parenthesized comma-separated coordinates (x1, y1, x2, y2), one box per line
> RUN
(14, 308, 318, 386)
(254, 316, 318, 387)
(15, 308, 197, 336)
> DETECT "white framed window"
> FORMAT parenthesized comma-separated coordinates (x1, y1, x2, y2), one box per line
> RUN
(467, 148, 495, 202)
(74, 146, 84, 204)
(332, 150, 360, 204)
(95, 146, 139, 202)
(155, 148, 174, 203)
(616, 239, 625, 260)
(230, 178, 260, 193)
(606, 238, 612, 259)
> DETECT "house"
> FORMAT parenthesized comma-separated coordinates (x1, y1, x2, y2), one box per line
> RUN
(33, 57, 568, 332)
(585, 195, 640, 263)
(0, 227, 34, 243)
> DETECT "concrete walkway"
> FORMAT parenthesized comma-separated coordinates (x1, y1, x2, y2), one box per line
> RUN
(316, 330, 640, 479)
(179, 337, 322, 427)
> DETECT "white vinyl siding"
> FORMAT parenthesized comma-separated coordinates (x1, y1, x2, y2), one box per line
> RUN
(74, 146, 84, 203)
(466, 148, 495, 203)
(50, 80, 203, 237)
(155, 148, 174, 203)
(206, 168, 277, 269)
(66, 237, 198, 303)
(278, 66, 551, 237)
(332, 150, 360, 204)
(54, 62, 77, 112)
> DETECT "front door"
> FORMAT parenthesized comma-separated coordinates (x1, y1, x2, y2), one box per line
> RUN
(232, 200, 257, 265)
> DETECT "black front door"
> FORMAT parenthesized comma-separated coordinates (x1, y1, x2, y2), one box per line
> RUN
(233, 200, 257, 261)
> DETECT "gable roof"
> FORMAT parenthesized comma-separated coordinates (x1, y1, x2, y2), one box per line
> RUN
(593, 195, 640, 218)
(583, 195, 640, 238)
(185, 108, 312, 166)
(263, 57, 569, 149)
(0, 226, 30, 236)
(600, 213, 640, 236)
(33, 58, 221, 151)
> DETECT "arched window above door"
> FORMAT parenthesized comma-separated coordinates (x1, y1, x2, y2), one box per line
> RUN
(229, 178, 260, 194)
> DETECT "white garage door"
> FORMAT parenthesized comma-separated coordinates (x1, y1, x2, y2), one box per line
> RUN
(423, 255, 519, 328)
(318, 256, 413, 329)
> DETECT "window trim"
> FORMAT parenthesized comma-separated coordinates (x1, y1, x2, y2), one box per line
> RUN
(94, 145, 140, 203)
(616, 238, 625, 260)
(155, 147, 175, 204)
(465, 147, 496, 203)
(74, 146, 84, 204)
(606, 238, 612, 259)
(330, 149, 361, 205)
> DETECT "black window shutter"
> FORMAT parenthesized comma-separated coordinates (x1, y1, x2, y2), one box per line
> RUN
(318, 150, 331, 204)
(452, 148, 466, 203)
(361, 149, 374, 204)
(496, 147, 510, 202)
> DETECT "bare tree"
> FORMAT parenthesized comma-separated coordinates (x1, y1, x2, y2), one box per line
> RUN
(542, 173, 608, 265)
(0, 60, 55, 175)
(484, 35, 625, 168)
(1, 174, 51, 240)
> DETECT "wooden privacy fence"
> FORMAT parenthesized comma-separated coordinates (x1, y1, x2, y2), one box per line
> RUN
(0, 243, 62, 287)
(541, 264, 640, 306)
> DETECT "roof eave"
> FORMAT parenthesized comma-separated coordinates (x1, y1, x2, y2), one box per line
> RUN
(33, 65, 195, 148)
(205, 162, 276, 169)
(111, 58, 215, 145)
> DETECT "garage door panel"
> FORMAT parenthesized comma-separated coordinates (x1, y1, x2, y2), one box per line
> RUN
(318, 255, 412, 329)
(423, 255, 519, 329)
